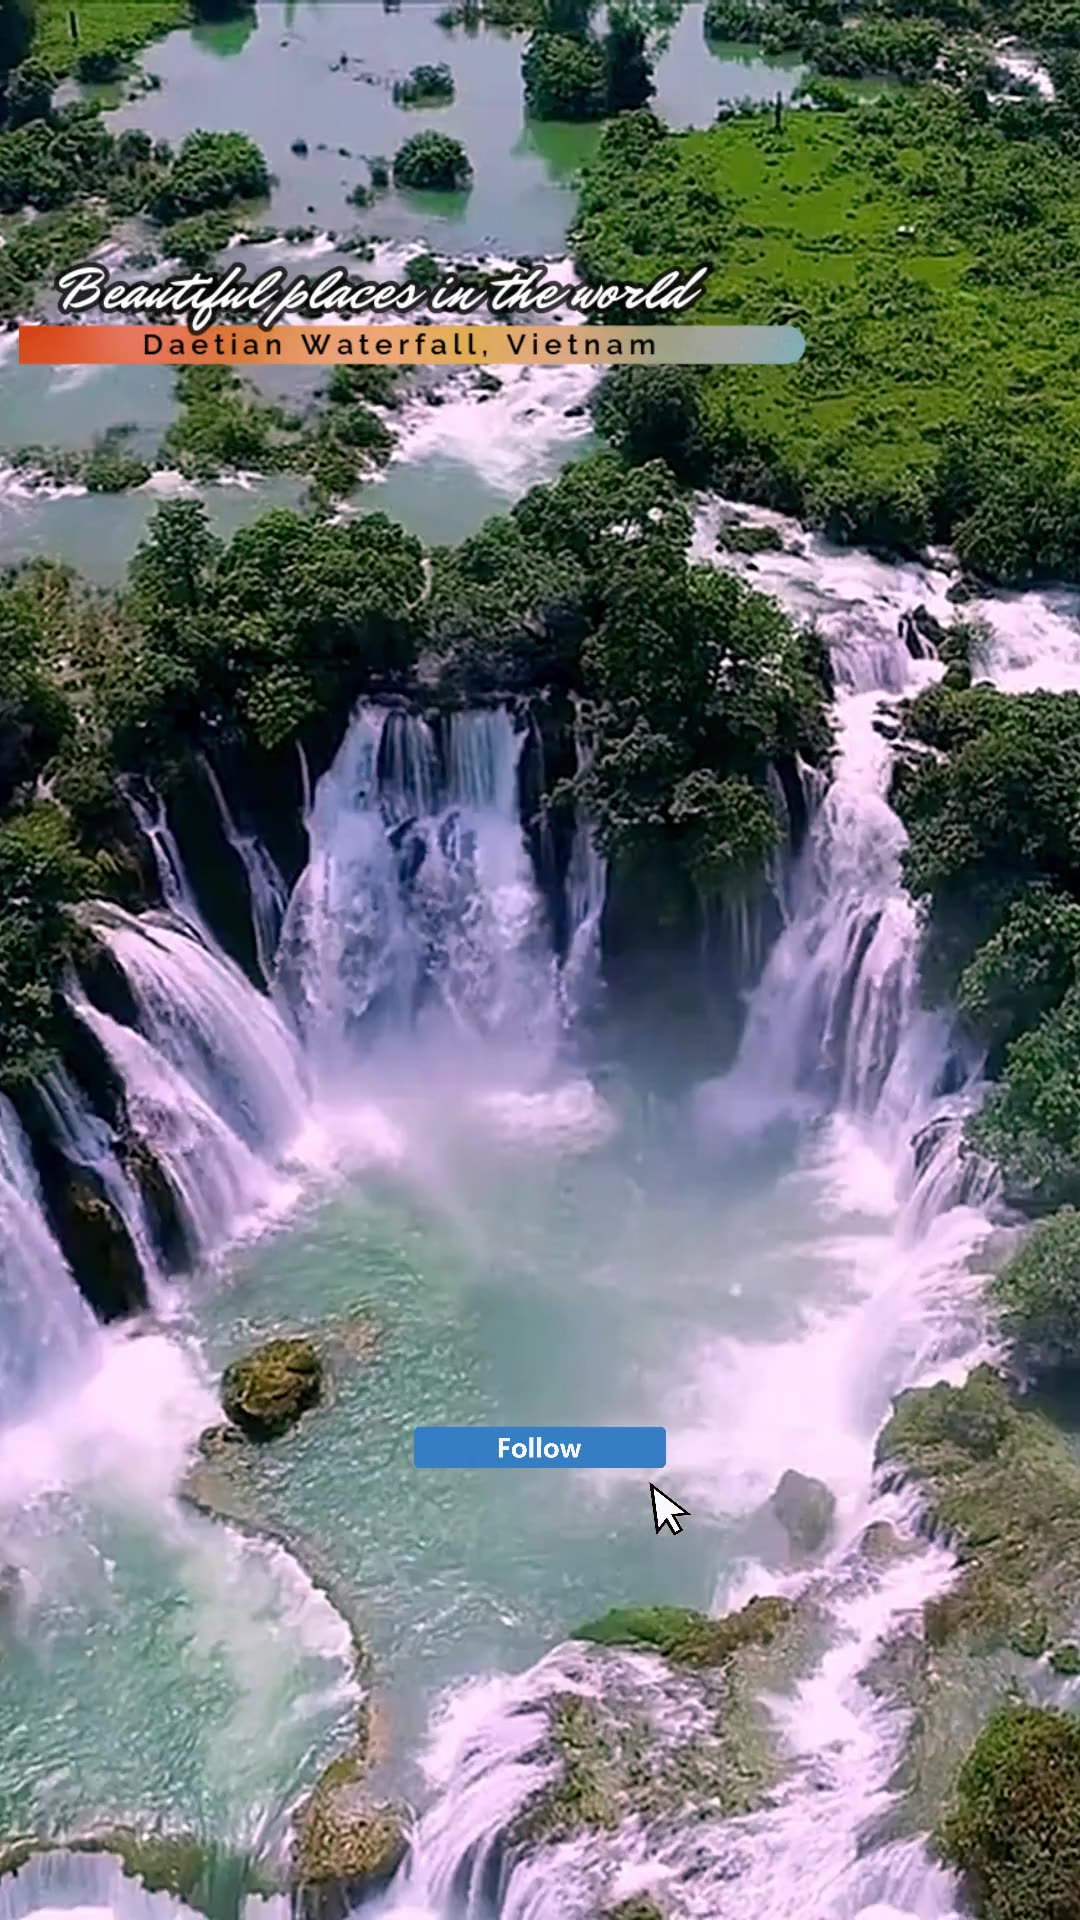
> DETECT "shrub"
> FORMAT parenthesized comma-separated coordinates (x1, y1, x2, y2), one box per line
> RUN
(148, 129, 269, 223)
(392, 61, 454, 104)
(392, 129, 472, 190)
(938, 1704, 1080, 1920)
(5, 55, 53, 126)
(990, 1208, 1080, 1371)
(522, 30, 605, 118)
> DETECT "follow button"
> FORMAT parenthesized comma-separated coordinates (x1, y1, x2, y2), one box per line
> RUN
(413, 1425, 667, 1468)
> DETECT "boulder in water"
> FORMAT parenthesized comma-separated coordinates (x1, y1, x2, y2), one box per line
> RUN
(898, 604, 946, 659)
(219, 1336, 319, 1443)
(221, 1336, 323, 1438)
(769, 1468, 836, 1555)
(293, 1752, 408, 1920)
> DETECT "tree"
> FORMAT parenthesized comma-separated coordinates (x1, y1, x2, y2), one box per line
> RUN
(0, 0, 33, 82)
(593, 365, 714, 480)
(5, 55, 53, 127)
(148, 129, 269, 223)
(392, 130, 472, 190)
(603, 7, 654, 110)
(990, 1208, 1080, 1372)
(523, 30, 605, 117)
(938, 1705, 1080, 1920)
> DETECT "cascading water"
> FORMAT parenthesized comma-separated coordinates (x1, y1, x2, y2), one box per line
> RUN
(0, 1095, 98, 1412)
(199, 758, 290, 989)
(76, 904, 315, 1258)
(277, 703, 581, 1086)
(35, 1063, 162, 1290)
(371, 518, 1057, 1920)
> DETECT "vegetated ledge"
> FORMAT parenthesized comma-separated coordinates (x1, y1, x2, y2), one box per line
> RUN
(875, 1366, 1080, 1662)
(497, 1594, 820, 1895)
(860, 1365, 1080, 1853)
(574, 87, 1080, 587)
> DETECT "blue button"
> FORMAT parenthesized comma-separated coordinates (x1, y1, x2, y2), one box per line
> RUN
(413, 1425, 666, 1468)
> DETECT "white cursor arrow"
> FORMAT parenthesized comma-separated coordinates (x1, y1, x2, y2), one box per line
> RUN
(650, 1483, 690, 1536)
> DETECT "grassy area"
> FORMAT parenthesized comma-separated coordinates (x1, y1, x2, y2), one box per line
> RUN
(33, 0, 190, 76)
(576, 95, 1080, 578)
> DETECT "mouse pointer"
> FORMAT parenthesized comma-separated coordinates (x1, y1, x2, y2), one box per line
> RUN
(650, 1483, 689, 1537)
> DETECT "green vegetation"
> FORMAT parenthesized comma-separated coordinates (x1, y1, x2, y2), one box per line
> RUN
(876, 1367, 1080, 1653)
(30, 0, 188, 78)
(892, 681, 1080, 1206)
(146, 128, 268, 220)
(392, 60, 454, 104)
(990, 1209, 1080, 1372)
(522, 0, 653, 119)
(0, 439, 826, 1092)
(0, 75, 268, 312)
(0, 0, 35, 78)
(577, 94, 1080, 582)
(574, 1595, 796, 1665)
(393, 129, 472, 190)
(938, 1704, 1080, 1920)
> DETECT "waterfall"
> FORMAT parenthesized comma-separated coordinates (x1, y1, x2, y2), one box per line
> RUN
(36, 1064, 161, 1288)
(277, 703, 566, 1084)
(0, 1851, 208, 1920)
(199, 757, 290, 989)
(126, 786, 209, 937)
(0, 1095, 99, 1411)
(558, 707, 606, 1023)
(0, 1849, 295, 1920)
(77, 906, 314, 1258)
(374, 527, 1026, 1920)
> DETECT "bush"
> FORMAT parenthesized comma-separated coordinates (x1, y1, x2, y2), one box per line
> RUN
(392, 61, 454, 104)
(148, 128, 269, 223)
(592, 365, 715, 481)
(0, 0, 34, 80)
(393, 129, 472, 191)
(991, 1208, 1080, 1371)
(938, 1704, 1080, 1919)
(73, 44, 127, 83)
(522, 30, 605, 118)
(5, 55, 53, 125)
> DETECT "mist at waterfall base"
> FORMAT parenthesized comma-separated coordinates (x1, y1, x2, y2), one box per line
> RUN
(7, 501, 1080, 1920)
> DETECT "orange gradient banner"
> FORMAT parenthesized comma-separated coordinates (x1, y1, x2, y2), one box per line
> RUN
(17, 323, 804, 367)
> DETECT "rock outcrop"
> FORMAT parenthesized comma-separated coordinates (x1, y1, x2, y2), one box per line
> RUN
(769, 1468, 836, 1556)
(221, 1336, 323, 1438)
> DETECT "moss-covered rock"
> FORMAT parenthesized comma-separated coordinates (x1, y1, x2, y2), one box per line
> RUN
(292, 1750, 408, 1920)
(1051, 1642, 1080, 1675)
(769, 1468, 836, 1555)
(574, 1594, 794, 1668)
(600, 1902, 665, 1920)
(877, 1366, 1080, 1654)
(937, 1703, 1080, 1920)
(221, 1336, 323, 1438)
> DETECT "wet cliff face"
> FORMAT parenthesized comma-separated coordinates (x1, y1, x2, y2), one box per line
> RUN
(9, 1083, 147, 1324)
